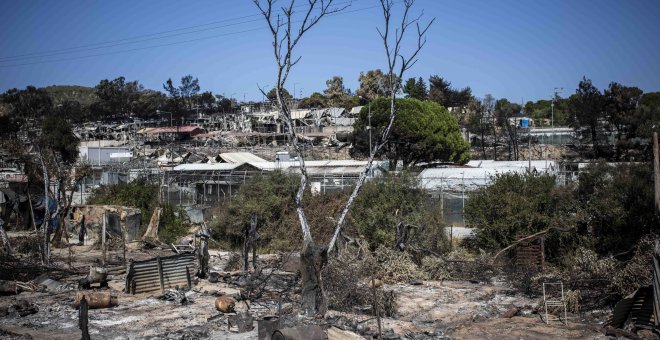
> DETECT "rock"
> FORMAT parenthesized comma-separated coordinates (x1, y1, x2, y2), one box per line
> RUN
(500, 306, 520, 318)
(367, 279, 383, 288)
(215, 296, 236, 313)
(409, 279, 424, 286)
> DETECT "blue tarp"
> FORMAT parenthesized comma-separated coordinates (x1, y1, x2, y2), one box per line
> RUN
(33, 196, 58, 231)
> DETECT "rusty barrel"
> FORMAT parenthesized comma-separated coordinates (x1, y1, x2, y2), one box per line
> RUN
(272, 325, 326, 340)
(74, 291, 118, 309)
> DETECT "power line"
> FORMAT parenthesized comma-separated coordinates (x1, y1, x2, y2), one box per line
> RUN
(0, 27, 264, 68)
(0, 18, 264, 62)
(0, 0, 358, 62)
(0, 2, 383, 69)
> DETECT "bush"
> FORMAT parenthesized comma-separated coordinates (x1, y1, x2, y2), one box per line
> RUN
(212, 172, 449, 254)
(323, 249, 398, 317)
(465, 173, 582, 259)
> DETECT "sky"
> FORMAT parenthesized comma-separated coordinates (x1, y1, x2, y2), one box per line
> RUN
(1, 0, 659, 102)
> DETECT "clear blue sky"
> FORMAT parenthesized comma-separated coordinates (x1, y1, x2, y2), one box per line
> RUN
(1, 0, 659, 102)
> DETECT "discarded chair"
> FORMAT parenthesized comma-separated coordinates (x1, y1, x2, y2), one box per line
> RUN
(542, 282, 567, 325)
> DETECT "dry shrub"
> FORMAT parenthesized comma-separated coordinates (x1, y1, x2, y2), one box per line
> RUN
(507, 236, 657, 310)
(10, 235, 42, 260)
(323, 249, 398, 317)
(224, 252, 242, 271)
(564, 289, 581, 314)
(610, 236, 655, 297)
(421, 248, 495, 283)
(366, 246, 428, 284)
(420, 256, 450, 280)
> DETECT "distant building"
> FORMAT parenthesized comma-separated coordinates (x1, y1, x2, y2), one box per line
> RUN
(79, 146, 132, 165)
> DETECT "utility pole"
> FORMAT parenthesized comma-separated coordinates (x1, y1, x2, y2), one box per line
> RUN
(551, 87, 563, 147)
(368, 102, 372, 158)
(654, 132, 660, 213)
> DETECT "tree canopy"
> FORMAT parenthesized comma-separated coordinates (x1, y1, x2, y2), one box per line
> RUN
(356, 69, 399, 101)
(428, 75, 472, 109)
(352, 98, 470, 168)
(403, 77, 428, 100)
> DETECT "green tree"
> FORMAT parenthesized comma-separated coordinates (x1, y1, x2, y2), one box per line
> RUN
(403, 77, 428, 100)
(178, 75, 200, 111)
(55, 100, 84, 121)
(266, 87, 292, 103)
(324, 76, 350, 107)
(195, 91, 216, 114)
(636, 92, 660, 140)
(94, 76, 142, 117)
(604, 82, 643, 159)
(428, 75, 472, 109)
(1, 86, 53, 119)
(133, 90, 167, 118)
(298, 92, 327, 109)
(163, 75, 200, 114)
(576, 162, 659, 255)
(356, 69, 399, 100)
(38, 116, 80, 165)
(352, 98, 470, 168)
(568, 77, 606, 156)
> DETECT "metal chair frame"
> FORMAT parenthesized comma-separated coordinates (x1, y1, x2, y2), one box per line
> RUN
(543, 282, 567, 325)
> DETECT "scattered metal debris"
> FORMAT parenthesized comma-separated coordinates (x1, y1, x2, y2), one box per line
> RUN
(159, 288, 192, 305)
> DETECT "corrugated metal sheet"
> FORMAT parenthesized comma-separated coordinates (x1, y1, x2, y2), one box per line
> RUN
(219, 152, 268, 164)
(171, 163, 243, 171)
(126, 254, 195, 294)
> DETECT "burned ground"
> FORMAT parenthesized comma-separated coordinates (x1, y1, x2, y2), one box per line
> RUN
(0, 243, 613, 340)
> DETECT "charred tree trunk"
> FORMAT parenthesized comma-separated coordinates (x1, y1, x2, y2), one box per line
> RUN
(300, 243, 327, 316)
(0, 221, 12, 256)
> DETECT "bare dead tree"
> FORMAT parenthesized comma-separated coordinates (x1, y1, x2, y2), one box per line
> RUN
(36, 149, 51, 265)
(328, 0, 433, 252)
(254, 0, 432, 316)
(254, 0, 349, 316)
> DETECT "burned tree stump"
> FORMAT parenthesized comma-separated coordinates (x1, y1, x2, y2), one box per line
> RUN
(300, 244, 328, 317)
(79, 296, 90, 340)
(243, 215, 259, 272)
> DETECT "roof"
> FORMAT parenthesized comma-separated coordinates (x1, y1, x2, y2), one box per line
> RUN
(219, 152, 268, 164)
(332, 117, 356, 126)
(326, 107, 346, 118)
(170, 163, 243, 171)
(145, 126, 204, 134)
(418, 160, 557, 191)
(349, 106, 363, 115)
(290, 109, 311, 120)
